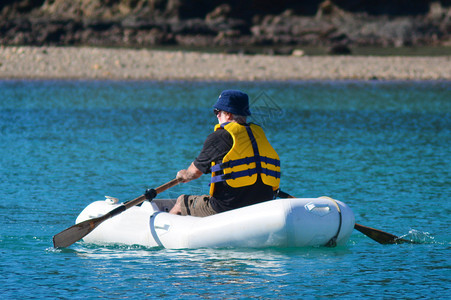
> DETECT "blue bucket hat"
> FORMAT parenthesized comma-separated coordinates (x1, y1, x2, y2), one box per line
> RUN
(213, 90, 251, 116)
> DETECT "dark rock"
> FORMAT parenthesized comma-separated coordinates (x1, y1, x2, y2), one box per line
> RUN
(0, 1, 450, 49)
(170, 18, 216, 35)
(316, 0, 349, 19)
(206, 4, 232, 22)
(328, 43, 352, 55)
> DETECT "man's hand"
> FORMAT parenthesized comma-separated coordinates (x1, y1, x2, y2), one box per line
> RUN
(176, 162, 203, 183)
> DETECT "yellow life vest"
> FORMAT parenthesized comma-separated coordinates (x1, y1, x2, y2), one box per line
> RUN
(210, 122, 280, 196)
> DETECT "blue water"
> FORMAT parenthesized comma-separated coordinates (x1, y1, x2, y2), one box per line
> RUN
(1, 80, 450, 299)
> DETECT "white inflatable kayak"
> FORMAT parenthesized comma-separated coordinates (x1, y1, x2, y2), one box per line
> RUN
(75, 196, 355, 249)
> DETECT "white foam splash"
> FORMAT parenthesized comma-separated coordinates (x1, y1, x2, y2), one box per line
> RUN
(399, 229, 437, 244)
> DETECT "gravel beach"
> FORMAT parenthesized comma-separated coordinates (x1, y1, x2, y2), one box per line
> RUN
(0, 46, 450, 81)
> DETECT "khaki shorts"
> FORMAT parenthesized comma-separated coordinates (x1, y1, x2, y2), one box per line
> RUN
(179, 194, 217, 217)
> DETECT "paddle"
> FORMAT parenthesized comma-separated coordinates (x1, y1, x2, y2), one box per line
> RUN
(277, 190, 412, 245)
(53, 178, 180, 248)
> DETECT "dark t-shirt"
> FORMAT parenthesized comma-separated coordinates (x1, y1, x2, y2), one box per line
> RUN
(193, 128, 275, 213)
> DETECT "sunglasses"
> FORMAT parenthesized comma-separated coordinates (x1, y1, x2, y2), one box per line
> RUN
(213, 108, 221, 116)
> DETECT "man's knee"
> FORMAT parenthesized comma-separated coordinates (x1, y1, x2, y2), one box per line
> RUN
(176, 194, 185, 204)
(170, 194, 185, 215)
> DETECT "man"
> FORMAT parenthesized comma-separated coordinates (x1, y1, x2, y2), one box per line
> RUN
(169, 90, 281, 216)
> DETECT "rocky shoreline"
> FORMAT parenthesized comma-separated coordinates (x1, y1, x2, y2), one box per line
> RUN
(1, 1, 451, 54)
(1, 46, 450, 81)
